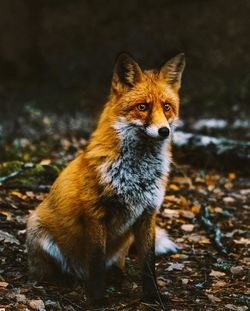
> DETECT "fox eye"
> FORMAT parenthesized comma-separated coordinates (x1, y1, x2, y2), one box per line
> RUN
(163, 103, 171, 111)
(137, 103, 148, 111)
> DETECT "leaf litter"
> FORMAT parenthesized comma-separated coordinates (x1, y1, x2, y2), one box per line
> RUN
(0, 137, 249, 310)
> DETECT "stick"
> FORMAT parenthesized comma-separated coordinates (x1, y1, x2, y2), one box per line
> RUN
(200, 204, 228, 255)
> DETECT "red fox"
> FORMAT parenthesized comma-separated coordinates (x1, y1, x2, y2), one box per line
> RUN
(26, 52, 185, 307)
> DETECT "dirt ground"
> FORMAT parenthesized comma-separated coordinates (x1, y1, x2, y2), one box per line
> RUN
(0, 137, 249, 311)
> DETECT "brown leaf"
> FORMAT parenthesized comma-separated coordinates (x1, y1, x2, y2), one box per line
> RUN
(209, 270, 225, 277)
(28, 299, 46, 311)
(0, 281, 9, 288)
(181, 210, 195, 219)
(233, 237, 250, 245)
(206, 294, 221, 303)
(181, 224, 194, 232)
(212, 280, 227, 287)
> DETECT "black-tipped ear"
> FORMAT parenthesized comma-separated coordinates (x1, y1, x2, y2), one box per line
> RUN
(112, 53, 142, 92)
(160, 53, 185, 90)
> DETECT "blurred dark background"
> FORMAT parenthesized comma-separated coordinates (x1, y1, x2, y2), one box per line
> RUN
(0, 0, 249, 141)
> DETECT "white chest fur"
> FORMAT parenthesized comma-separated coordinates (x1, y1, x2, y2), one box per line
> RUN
(98, 124, 171, 232)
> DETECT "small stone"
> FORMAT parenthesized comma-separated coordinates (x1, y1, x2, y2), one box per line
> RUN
(230, 266, 244, 275)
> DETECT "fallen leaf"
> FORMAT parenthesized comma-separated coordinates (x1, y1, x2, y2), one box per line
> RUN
(29, 299, 46, 311)
(0, 282, 8, 288)
(169, 184, 180, 191)
(214, 207, 224, 214)
(10, 191, 27, 200)
(40, 159, 51, 165)
(212, 280, 227, 287)
(181, 224, 194, 232)
(233, 237, 250, 245)
(228, 172, 236, 180)
(15, 294, 27, 304)
(209, 270, 225, 277)
(157, 279, 168, 287)
(206, 294, 221, 303)
(180, 211, 195, 219)
(198, 239, 211, 245)
(166, 263, 184, 271)
(223, 196, 235, 203)
(182, 278, 189, 285)
(191, 204, 201, 214)
(225, 304, 248, 311)
(162, 209, 180, 218)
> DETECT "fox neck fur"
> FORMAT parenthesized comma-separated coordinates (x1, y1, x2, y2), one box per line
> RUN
(86, 111, 172, 236)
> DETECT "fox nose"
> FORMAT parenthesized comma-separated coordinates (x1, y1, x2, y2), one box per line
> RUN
(158, 127, 170, 138)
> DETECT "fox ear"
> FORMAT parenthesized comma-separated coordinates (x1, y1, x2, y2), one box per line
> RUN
(112, 53, 142, 92)
(160, 53, 185, 90)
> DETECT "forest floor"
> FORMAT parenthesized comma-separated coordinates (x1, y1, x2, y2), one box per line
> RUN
(0, 136, 249, 311)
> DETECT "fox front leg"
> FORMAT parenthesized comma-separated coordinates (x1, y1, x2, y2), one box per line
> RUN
(133, 212, 161, 303)
(84, 220, 107, 307)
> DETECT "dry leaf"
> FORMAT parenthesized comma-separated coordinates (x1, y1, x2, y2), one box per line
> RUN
(169, 184, 180, 191)
(182, 278, 189, 285)
(223, 196, 235, 203)
(181, 211, 195, 219)
(10, 191, 27, 200)
(212, 280, 227, 287)
(233, 237, 250, 245)
(206, 294, 221, 303)
(181, 224, 194, 232)
(209, 270, 225, 277)
(166, 263, 184, 271)
(0, 282, 8, 288)
(29, 299, 46, 311)
(191, 205, 201, 214)
(162, 208, 180, 218)
(225, 304, 248, 311)
(40, 159, 51, 165)
(228, 172, 236, 180)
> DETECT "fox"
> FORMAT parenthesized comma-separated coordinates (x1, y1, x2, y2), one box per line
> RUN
(26, 52, 185, 307)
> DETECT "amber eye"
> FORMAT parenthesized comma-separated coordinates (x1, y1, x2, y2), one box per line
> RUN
(163, 103, 171, 111)
(137, 103, 148, 111)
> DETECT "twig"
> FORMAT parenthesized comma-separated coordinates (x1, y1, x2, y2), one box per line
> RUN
(0, 162, 35, 185)
(200, 204, 228, 255)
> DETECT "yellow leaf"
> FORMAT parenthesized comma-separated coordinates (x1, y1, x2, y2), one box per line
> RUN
(10, 191, 27, 200)
(228, 172, 236, 180)
(169, 184, 180, 191)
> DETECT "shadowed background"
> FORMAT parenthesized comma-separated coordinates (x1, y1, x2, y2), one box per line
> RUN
(0, 0, 249, 141)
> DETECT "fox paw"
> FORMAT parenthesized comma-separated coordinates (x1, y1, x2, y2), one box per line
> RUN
(155, 226, 179, 256)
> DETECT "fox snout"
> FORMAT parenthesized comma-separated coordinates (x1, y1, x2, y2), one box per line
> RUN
(143, 124, 171, 139)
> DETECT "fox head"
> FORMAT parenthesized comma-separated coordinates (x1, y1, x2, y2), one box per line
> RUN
(109, 52, 185, 140)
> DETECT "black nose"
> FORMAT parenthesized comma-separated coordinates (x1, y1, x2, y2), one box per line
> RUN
(158, 127, 170, 138)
